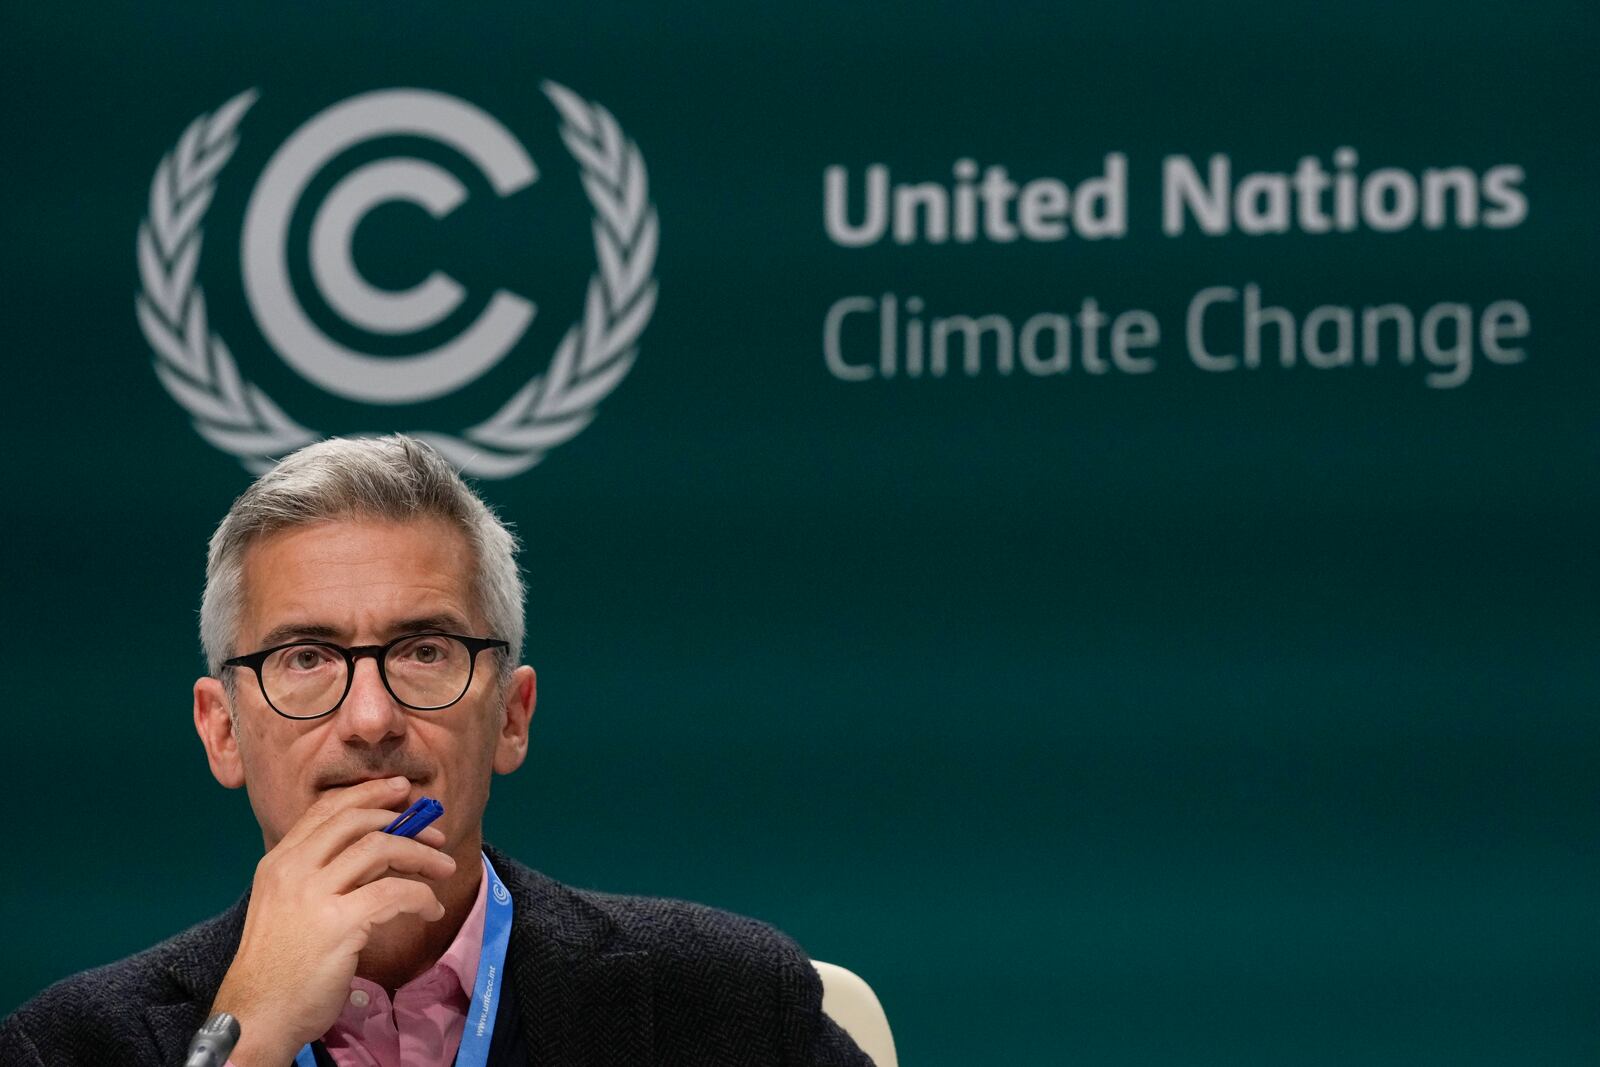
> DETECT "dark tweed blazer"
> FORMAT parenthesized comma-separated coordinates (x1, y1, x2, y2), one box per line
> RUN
(0, 844, 873, 1066)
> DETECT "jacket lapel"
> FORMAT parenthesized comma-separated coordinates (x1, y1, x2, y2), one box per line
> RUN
(143, 1000, 209, 1065)
(486, 845, 654, 1066)
(146, 893, 251, 1065)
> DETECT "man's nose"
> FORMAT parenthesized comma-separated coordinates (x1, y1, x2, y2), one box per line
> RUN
(335, 655, 407, 745)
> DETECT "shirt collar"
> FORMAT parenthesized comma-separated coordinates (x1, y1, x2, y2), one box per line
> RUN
(436, 857, 490, 1000)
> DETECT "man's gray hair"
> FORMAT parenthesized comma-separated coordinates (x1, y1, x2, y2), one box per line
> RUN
(200, 435, 524, 680)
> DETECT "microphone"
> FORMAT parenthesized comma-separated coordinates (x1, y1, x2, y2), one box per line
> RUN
(184, 1012, 242, 1067)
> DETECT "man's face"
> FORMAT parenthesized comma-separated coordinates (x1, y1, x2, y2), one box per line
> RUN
(193, 515, 535, 857)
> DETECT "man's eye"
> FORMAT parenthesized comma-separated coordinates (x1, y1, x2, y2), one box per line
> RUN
(288, 647, 332, 670)
(392, 637, 455, 666)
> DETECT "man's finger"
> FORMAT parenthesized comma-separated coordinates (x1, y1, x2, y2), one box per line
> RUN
(315, 831, 457, 894)
(342, 877, 447, 932)
(294, 806, 431, 869)
(278, 777, 413, 851)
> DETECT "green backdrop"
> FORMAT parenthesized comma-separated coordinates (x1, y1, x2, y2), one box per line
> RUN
(2, 3, 1596, 1063)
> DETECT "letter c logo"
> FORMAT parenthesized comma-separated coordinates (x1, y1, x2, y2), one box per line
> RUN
(241, 89, 538, 405)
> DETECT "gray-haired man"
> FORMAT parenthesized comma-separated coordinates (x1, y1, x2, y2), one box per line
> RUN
(1, 435, 871, 1067)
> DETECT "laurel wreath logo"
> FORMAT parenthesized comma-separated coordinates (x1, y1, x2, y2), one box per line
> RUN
(136, 82, 658, 478)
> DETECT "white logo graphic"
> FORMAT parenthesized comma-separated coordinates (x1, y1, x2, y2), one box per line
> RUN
(136, 83, 658, 477)
(491, 877, 511, 906)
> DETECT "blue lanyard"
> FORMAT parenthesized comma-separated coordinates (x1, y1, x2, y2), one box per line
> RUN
(295, 852, 513, 1067)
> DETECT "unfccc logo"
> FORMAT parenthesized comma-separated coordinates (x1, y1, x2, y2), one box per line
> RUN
(136, 84, 658, 477)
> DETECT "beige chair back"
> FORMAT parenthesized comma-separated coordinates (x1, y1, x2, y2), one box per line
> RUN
(814, 960, 897, 1067)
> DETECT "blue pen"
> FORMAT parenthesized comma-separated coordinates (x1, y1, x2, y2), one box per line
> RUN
(383, 796, 444, 837)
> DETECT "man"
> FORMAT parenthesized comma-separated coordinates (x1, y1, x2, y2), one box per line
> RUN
(2, 435, 872, 1066)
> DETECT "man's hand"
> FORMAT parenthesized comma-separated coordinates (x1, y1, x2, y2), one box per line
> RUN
(209, 777, 456, 1067)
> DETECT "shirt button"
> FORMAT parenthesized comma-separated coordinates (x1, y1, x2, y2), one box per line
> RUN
(349, 989, 370, 1009)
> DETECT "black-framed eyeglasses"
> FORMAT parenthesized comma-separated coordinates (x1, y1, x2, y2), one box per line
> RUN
(221, 632, 509, 720)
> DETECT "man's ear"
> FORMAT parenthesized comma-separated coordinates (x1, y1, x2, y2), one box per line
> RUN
(493, 666, 537, 775)
(194, 676, 246, 789)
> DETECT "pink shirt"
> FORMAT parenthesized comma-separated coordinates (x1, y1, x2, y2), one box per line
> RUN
(226, 868, 488, 1067)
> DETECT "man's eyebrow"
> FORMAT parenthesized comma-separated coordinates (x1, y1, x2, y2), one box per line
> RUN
(253, 614, 472, 650)
(388, 613, 474, 636)
(256, 622, 342, 648)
